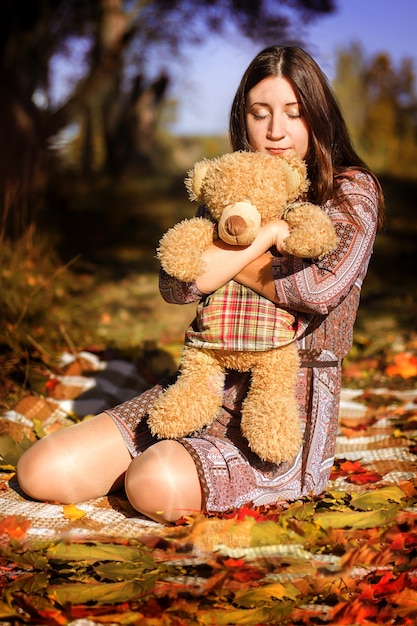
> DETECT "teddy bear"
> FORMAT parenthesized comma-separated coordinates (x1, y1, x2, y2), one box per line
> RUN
(147, 150, 338, 464)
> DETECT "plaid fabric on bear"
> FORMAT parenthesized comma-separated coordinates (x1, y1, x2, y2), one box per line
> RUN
(185, 280, 309, 351)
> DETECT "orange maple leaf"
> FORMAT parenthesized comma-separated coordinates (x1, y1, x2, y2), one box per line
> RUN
(0, 515, 31, 541)
(232, 505, 266, 522)
(359, 571, 409, 601)
(331, 597, 379, 624)
(386, 352, 417, 379)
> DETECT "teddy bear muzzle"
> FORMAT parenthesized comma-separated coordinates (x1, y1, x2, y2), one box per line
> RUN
(217, 201, 262, 246)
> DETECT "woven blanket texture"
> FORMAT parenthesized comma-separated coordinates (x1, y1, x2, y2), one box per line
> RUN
(1, 351, 416, 543)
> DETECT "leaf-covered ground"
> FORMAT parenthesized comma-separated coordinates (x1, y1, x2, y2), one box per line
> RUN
(1, 348, 417, 625)
(1, 486, 417, 625)
(1, 478, 417, 624)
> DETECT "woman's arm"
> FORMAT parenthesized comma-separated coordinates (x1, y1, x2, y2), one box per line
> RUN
(194, 220, 289, 294)
(259, 175, 380, 315)
(160, 173, 379, 310)
(233, 253, 279, 303)
(159, 219, 289, 304)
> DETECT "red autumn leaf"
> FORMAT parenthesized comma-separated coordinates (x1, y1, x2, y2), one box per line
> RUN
(223, 558, 245, 568)
(359, 572, 411, 603)
(37, 609, 67, 626)
(45, 377, 59, 393)
(389, 531, 417, 552)
(222, 557, 264, 583)
(227, 505, 266, 522)
(370, 571, 409, 598)
(385, 352, 417, 379)
(231, 566, 264, 583)
(330, 459, 381, 484)
(348, 469, 382, 484)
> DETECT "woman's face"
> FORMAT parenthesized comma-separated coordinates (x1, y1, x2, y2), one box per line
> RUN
(245, 76, 309, 159)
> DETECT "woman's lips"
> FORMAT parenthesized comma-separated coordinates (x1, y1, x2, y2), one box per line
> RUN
(266, 147, 289, 155)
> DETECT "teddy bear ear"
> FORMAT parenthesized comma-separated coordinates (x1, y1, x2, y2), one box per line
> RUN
(184, 160, 211, 201)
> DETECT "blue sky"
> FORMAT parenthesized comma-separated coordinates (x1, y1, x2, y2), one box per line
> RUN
(170, 0, 417, 135)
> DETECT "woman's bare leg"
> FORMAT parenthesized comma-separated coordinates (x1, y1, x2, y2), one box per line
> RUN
(16, 413, 132, 504)
(17, 415, 203, 524)
(125, 440, 203, 523)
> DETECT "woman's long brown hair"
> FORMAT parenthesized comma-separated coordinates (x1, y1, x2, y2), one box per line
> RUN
(230, 46, 385, 227)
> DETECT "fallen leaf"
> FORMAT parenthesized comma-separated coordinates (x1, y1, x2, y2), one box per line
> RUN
(314, 506, 398, 530)
(0, 434, 33, 468)
(350, 485, 406, 510)
(51, 579, 154, 606)
(386, 352, 417, 379)
(234, 581, 300, 607)
(330, 458, 382, 484)
(47, 541, 151, 564)
(62, 504, 86, 521)
(199, 606, 277, 625)
(0, 515, 31, 541)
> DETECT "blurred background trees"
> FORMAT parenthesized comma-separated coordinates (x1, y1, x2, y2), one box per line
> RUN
(333, 43, 417, 178)
(0, 0, 336, 239)
(3, 0, 416, 243)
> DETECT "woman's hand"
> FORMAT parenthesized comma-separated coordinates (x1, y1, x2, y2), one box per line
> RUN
(263, 219, 290, 254)
(233, 221, 290, 303)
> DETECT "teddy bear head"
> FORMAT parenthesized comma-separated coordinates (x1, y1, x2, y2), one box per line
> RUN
(185, 150, 310, 245)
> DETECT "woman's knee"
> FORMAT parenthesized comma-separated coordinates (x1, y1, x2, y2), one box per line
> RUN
(17, 435, 68, 502)
(125, 440, 203, 523)
(17, 413, 131, 504)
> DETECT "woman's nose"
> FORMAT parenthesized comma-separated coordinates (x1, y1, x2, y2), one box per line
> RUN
(267, 115, 285, 140)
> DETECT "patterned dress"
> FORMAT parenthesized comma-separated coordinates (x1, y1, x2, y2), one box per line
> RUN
(106, 171, 379, 513)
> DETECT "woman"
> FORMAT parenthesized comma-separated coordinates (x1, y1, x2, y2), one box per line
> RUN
(17, 46, 384, 523)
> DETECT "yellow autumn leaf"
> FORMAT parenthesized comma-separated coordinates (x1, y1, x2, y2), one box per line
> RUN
(234, 581, 300, 607)
(0, 464, 16, 472)
(62, 503, 86, 521)
(200, 607, 272, 625)
(314, 506, 398, 530)
(350, 485, 406, 511)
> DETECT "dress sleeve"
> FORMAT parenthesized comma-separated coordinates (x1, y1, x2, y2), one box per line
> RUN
(272, 172, 379, 315)
(159, 269, 205, 305)
(158, 204, 207, 305)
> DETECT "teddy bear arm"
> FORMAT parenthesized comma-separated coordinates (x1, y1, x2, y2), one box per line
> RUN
(157, 217, 216, 282)
(282, 203, 339, 259)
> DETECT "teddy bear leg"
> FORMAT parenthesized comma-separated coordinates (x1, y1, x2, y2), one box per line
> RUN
(240, 343, 302, 464)
(147, 347, 226, 439)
